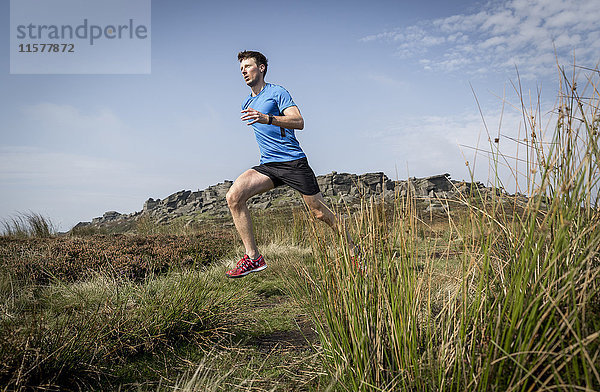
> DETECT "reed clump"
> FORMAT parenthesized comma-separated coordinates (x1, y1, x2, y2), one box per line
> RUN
(293, 65, 600, 390)
(1, 212, 55, 238)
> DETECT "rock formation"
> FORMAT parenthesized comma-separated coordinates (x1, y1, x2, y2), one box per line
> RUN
(74, 172, 498, 232)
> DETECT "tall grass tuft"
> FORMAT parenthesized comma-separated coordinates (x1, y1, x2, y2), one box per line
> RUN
(253, 206, 312, 247)
(292, 65, 600, 390)
(0, 266, 247, 389)
(1, 211, 55, 238)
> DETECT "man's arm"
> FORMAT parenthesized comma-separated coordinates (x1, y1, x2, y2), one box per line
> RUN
(240, 105, 304, 130)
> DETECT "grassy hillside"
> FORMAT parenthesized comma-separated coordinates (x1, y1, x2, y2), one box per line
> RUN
(0, 218, 329, 391)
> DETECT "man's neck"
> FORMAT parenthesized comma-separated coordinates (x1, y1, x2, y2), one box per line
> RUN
(250, 80, 267, 96)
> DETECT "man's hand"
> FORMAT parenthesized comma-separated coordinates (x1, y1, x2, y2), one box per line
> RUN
(241, 108, 267, 125)
(240, 105, 304, 130)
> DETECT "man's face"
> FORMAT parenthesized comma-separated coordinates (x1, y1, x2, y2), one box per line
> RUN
(240, 58, 264, 87)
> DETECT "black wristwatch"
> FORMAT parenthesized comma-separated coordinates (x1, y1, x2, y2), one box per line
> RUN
(268, 114, 274, 125)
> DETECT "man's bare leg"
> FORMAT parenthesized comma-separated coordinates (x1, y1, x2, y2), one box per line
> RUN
(302, 192, 357, 255)
(226, 169, 274, 259)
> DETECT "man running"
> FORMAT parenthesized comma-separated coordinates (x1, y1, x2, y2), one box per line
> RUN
(225, 50, 355, 278)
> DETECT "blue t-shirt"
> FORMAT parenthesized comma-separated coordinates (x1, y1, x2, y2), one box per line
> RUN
(242, 83, 306, 164)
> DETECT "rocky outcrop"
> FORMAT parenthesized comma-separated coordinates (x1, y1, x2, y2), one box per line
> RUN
(74, 172, 503, 231)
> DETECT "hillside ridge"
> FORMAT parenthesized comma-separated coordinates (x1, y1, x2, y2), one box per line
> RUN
(74, 172, 498, 231)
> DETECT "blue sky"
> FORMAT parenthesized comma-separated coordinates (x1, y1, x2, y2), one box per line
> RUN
(2, 0, 599, 231)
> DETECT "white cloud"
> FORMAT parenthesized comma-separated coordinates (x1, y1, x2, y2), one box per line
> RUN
(18, 103, 130, 151)
(0, 146, 196, 231)
(22, 103, 120, 128)
(0, 146, 129, 184)
(364, 104, 558, 193)
(367, 72, 407, 89)
(361, 0, 600, 76)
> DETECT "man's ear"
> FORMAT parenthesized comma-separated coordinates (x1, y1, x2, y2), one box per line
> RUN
(260, 64, 265, 74)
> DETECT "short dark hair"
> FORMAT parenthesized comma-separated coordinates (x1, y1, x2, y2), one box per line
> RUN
(237, 50, 268, 77)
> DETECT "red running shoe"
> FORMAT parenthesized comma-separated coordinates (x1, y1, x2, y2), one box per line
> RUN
(351, 249, 366, 274)
(226, 254, 267, 278)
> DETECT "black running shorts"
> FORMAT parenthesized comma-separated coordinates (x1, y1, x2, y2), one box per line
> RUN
(252, 157, 321, 196)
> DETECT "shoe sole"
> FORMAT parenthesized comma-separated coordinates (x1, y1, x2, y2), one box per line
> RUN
(226, 264, 267, 278)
